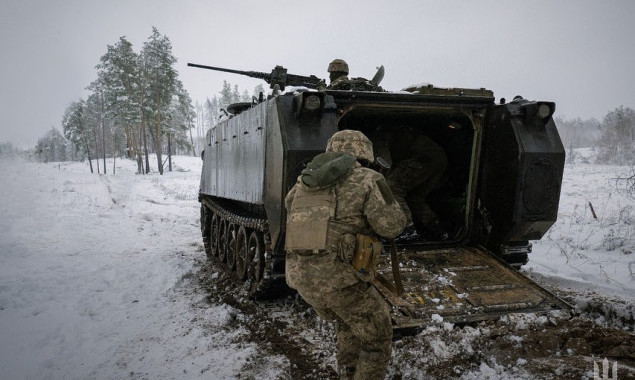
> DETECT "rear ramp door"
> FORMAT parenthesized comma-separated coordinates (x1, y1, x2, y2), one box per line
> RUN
(373, 247, 570, 334)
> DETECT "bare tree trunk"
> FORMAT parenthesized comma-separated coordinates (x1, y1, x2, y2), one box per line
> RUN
(82, 136, 94, 174)
(143, 123, 150, 174)
(134, 123, 144, 174)
(102, 121, 107, 174)
(112, 131, 116, 175)
(189, 128, 196, 157)
(156, 117, 163, 175)
(135, 124, 143, 175)
(168, 132, 172, 172)
(101, 95, 106, 174)
(93, 127, 100, 174)
(149, 99, 164, 175)
(147, 119, 163, 175)
(124, 125, 134, 159)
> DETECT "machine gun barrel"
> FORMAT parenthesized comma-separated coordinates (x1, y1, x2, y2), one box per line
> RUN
(187, 62, 323, 91)
(187, 63, 269, 81)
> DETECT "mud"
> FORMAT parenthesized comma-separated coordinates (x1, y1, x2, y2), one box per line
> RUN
(194, 260, 634, 379)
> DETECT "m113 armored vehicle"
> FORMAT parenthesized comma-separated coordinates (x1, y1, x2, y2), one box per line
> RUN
(191, 62, 568, 333)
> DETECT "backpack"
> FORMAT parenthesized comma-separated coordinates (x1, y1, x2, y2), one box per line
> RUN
(285, 152, 356, 251)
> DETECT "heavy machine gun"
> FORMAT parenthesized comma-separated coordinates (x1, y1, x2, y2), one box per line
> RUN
(187, 63, 323, 91)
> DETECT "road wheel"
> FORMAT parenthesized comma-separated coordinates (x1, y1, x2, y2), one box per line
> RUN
(235, 226, 250, 281)
(218, 219, 228, 263)
(200, 206, 212, 259)
(247, 231, 265, 296)
(210, 214, 220, 258)
(225, 224, 237, 270)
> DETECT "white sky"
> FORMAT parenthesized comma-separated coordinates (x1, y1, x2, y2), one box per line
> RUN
(1, 0, 634, 148)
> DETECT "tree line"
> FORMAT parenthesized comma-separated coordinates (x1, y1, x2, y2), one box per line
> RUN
(33, 27, 266, 174)
(39, 27, 192, 175)
(556, 105, 635, 165)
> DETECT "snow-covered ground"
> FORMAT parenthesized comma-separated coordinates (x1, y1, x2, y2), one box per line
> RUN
(0, 156, 286, 379)
(526, 150, 634, 324)
(0, 152, 632, 379)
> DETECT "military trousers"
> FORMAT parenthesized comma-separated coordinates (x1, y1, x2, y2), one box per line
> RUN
(296, 280, 393, 380)
(386, 146, 447, 229)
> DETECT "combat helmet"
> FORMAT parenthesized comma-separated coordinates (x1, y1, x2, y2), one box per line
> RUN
(325, 130, 374, 163)
(327, 59, 349, 74)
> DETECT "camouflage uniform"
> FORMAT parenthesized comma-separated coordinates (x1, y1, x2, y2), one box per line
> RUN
(285, 130, 406, 380)
(372, 127, 447, 232)
(328, 75, 353, 90)
(327, 59, 352, 90)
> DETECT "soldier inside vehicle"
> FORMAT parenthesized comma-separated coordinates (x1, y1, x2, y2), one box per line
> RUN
(338, 112, 475, 245)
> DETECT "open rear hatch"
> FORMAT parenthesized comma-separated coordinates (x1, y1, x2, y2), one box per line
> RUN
(373, 246, 570, 335)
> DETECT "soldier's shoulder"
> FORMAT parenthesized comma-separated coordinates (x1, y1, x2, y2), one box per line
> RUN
(327, 76, 352, 90)
(349, 166, 383, 181)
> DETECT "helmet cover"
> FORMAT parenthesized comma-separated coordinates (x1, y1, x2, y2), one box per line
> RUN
(325, 130, 374, 163)
(327, 59, 349, 74)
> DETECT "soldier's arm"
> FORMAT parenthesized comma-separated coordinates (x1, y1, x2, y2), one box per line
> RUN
(363, 173, 407, 239)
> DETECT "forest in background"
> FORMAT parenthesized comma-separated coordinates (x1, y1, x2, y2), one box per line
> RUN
(555, 106, 635, 165)
(1, 28, 265, 175)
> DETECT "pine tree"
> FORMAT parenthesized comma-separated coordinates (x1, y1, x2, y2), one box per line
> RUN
(141, 26, 177, 175)
(62, 99, 95, 173)
(95, 36, 142, 163)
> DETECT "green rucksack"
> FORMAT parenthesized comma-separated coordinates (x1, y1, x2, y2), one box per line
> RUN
(300, 152, 356, 188)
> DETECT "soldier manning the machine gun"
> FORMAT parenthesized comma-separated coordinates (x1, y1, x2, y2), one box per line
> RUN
(284, 130, 406, 380)
(326, 59, 385, 91)
(326, 59, 351, 89)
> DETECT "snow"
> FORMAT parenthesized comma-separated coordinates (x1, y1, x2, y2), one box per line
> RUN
(0, 151, 633, 379)
(0, 156, 287, 379)
(459, 360, 534, 380)
(524, 159, 634, 312)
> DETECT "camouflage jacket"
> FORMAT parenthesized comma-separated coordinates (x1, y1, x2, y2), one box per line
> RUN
(285, 159, 406, 292)
(327, 75, 352, 90)
(327, 75, 385, 92)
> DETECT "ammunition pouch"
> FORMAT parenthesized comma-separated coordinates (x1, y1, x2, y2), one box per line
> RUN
(337, 234, 356, 263)
(351, 234, 382, 282)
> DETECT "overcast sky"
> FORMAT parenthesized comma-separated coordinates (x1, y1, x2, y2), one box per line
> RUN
(1, 0, 634, 148)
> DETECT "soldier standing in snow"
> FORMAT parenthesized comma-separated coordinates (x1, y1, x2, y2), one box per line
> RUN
(284, 130, 406, 380)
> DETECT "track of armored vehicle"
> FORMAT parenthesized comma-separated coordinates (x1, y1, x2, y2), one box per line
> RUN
(200, 194, 288, 298)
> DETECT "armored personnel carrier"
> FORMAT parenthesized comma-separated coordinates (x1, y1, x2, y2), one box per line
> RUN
(192, 63, 568, 332)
